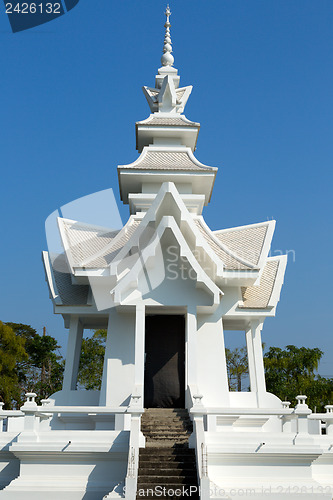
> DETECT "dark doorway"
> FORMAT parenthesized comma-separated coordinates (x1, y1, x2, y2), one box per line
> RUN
(144, 315, 185, 408)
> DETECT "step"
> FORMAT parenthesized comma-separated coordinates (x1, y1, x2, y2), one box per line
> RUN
(142, 414, 191, 418)
(138, 471, 197, 480)
(144, 432, 191, 438)
(137, 482, 198, 489)
(138, 466, 196, 474)
(145, 440, 190, 446)
(141, 420, 193, 429)
(145, 436, 189, 440)
(138, 466, 197, 474)
(139, 461, 196, 467)
(139, 447, 194, 455)
(142, 421, 192, 427)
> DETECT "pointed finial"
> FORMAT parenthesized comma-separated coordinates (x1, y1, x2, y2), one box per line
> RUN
(161, 4, 174, 67)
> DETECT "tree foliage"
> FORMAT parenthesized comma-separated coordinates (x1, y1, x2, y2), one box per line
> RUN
(225, 346, 249, 391)
(78, 329, 106, 390)
(4, 323, 64, 406)
(0, 322, 28, 408)
(264, 345, 333, 411)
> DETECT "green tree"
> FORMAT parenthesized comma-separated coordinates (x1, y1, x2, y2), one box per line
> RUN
(78, 329, 106, 390)
(225, 346, 249, 391)
(0, 322, 28, 408)
(6, 323, 64, 405)
(264, 345, 333, 412)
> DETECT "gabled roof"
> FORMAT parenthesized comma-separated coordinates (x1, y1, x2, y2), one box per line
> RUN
(83, 218, 141, 268)
(108, 183, 261, 289)
(43, 183, 287, 314)
(194, 218, 256, 271)
(56, 184, 277, 285)
(58, 218, 119, 271)
(58, 216, 141, 270)
(111, 215, 221, 310)
(239, 256, 287, 309)
(213, 221, 275, 268)
(42, 252, 90, 306)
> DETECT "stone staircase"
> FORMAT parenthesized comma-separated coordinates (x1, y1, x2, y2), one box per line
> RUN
(137, 409, 199, 499)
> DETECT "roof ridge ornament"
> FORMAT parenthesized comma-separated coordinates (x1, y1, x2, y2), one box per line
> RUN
(161, 5, 174, 67)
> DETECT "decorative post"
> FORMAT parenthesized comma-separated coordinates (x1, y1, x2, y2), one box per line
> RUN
(190, 396, 210, 500)
(324, 405, 333, 436)
(123, 395, 144, 500)
(20, 393, 39, 442)
(295, 395, 311, 436)
(281, 401, 294, 433)
(39, 399, 52, 430)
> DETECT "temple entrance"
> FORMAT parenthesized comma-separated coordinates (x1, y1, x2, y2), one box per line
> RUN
(144, 315, 185, 408)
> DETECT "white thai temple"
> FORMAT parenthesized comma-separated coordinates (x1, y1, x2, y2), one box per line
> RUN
(1, 6, 333, 500)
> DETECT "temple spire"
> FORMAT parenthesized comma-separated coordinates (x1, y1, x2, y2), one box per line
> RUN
(161, 5, 174, 67)
(142, 4, 193, 114)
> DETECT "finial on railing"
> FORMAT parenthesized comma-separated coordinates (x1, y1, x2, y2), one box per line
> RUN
(161, 4, 174, 67)
(193, 394, 204, 406)
(296, 395, 307, 405)
(25, 393, 37, 404)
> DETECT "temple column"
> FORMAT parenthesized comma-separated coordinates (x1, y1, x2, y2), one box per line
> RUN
(251, 319, 266, 405)
(186, 306, 198, 386)
(62, 316, 84, 391)
(186, 306, 199, 407)
(134, 303, 145, 401)
(245, 325, 257, 393)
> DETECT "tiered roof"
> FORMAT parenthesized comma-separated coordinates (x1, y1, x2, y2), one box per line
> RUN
(43, 6, 287, 321)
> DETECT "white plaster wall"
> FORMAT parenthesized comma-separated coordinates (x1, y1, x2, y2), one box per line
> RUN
(49, 390, 100, 407)
(1, 431, 129, 498)
(0, 450, 19, 490)
(196, 306, 230, 407)
(99, 309, 135, 407)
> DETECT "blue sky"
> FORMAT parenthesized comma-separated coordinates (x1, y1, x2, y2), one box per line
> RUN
(0, 1, 332, 376)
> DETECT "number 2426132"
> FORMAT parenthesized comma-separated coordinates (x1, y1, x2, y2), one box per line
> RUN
(6, 3, 61, 14)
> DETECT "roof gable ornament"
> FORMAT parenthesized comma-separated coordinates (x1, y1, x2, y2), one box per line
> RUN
(161, 5, 174, 68)
(142, 5, 193, 115)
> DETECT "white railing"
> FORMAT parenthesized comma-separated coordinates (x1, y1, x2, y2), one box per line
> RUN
(123, 391, 144, 500)
(189, 386, 210, 500)
(0, 392, 134, 439)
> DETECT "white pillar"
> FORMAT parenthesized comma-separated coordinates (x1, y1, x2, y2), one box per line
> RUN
(245, 326, 257, 393)
(250, 320, 266, 406)
(134, 303, 145, 400)
(186, 306, 198, 389)
(63, 316, 83, 391)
